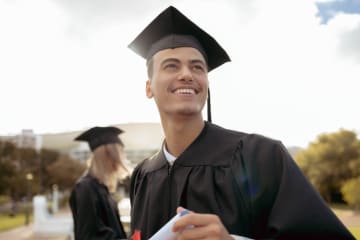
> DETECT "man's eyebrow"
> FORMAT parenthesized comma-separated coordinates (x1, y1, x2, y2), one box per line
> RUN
(190, 59, 206, 66)
(160, 58, 207, 68)
(160, 58, 180, 66)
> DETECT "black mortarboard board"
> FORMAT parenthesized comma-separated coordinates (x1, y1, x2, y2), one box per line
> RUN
(128, 6, 230, 71)
(74, 126, 124, 151)
(128, 6, 231, 122)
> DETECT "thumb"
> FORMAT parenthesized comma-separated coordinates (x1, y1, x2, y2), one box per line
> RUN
(176, 206, 185, 214)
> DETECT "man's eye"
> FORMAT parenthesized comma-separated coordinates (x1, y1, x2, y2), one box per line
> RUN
(193, 65, 205, 71)
(164, 64, 177, 69)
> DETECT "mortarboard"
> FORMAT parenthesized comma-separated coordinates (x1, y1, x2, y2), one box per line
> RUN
(128, 6, 230, 71)
(128, 6, 231, 122)
(74, 126, 124, 151)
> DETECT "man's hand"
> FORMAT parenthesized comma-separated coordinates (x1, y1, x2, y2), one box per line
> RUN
(172, 207, 234, 240)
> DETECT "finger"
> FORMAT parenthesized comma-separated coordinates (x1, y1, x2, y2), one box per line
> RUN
(177, 206, 185, 214)
(177, 206, 194, 214)
(173, 213, 215, 232)
(178, 224, 225, 240)
(177, 225, 207, 240)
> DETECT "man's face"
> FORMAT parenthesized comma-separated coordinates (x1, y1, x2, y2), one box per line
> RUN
(146, 47, 208, 119)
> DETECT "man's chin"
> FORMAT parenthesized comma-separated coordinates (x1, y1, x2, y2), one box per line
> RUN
(173, 110, 203, 119)
(161, 105, 204, 117)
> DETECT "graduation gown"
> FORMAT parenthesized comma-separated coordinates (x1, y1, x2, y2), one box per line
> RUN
(69, 174, 127, 240)
(130, 122, 354, 239)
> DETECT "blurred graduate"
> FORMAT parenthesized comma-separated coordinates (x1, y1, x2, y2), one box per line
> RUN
(69, 126, 129, 240)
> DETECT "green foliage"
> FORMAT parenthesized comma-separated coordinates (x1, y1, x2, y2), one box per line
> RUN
(295, 129, 360, 202)
(7, 171, 31, 200)
(0, 140, 85, 200)
(18, 147, 38, 169)
(0, 160, 16, 195)
(46, 155, 86, 191)
(37, 149, 60, 191)
(0, 141, 17, 160)
(341, 177, 360, 209)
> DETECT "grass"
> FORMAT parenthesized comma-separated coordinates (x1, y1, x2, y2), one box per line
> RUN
(0, 213, 33, 232)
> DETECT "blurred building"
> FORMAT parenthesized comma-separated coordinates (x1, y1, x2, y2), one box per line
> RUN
(1, 129, 43, 151)
(41, 122, 164, 167)
(0, 122, 164, 168)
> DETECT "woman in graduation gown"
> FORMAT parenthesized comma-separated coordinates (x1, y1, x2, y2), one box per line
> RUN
(69, 126, 129, 240)
(127, 6, 355, 240)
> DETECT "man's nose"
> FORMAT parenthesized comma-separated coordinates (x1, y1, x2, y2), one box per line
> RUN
(178, 66, 193, 82)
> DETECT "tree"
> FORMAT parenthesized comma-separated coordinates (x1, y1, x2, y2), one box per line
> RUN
(18, 147, 38, 169)
(46, 155, 86, 191)
(38, 149, 60, 191)
(0, 159, 16, 195)
(0, 141, 17, 161)
(0, 141, 35, 200)
(7, 170, 30, 200)
(341, 177, 360, 210)
(296, 129, 360, 202)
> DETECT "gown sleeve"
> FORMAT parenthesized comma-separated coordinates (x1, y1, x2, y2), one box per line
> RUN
(232, 136, 355, 239)
(69, 181, 124, 240)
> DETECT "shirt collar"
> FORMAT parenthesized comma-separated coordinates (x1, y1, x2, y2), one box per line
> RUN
(163, 144, 176, 165)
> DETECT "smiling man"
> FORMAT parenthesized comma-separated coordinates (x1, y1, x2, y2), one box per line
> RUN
(128, 6, 355, 240)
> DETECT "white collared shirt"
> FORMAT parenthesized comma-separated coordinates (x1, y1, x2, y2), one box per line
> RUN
(163, 144, 176, 165)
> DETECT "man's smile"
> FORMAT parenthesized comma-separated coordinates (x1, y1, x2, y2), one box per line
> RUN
(172, 87, 198, 95)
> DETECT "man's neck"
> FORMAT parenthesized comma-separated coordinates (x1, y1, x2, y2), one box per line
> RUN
(161, 116, 205, 157)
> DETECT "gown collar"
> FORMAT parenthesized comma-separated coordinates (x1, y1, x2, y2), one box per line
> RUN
(142, 121, 239, 172)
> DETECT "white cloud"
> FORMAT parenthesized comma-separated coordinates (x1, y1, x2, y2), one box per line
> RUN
(326, 13, 360, 62)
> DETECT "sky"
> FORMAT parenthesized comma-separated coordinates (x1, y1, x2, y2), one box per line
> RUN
(0, 0, 359, 148)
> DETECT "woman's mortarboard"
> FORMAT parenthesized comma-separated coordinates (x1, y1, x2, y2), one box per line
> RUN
(128, 6, 231, 122)
(74, 126, 124, 151)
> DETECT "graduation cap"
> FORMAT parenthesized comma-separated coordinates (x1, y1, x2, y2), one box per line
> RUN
(74, 126, 124, 151)
(128, 6, 231, 122)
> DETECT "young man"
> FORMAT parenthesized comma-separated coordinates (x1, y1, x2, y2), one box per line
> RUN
(128, 6, 355, 240)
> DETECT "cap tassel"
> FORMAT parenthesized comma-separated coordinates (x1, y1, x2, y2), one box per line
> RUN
(207, 88, 212, 123)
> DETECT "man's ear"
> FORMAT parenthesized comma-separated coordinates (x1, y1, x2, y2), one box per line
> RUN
(145, 80, 153, 98)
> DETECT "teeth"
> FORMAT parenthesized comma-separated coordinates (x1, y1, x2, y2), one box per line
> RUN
(175, 88, 195, 94)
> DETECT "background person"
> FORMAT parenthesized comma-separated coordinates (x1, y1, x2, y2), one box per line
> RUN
(69, 126, 129, 240)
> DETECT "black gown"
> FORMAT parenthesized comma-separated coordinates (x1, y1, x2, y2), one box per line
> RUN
(130, 122, 354, 239)
(69, 174, 127, 240)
